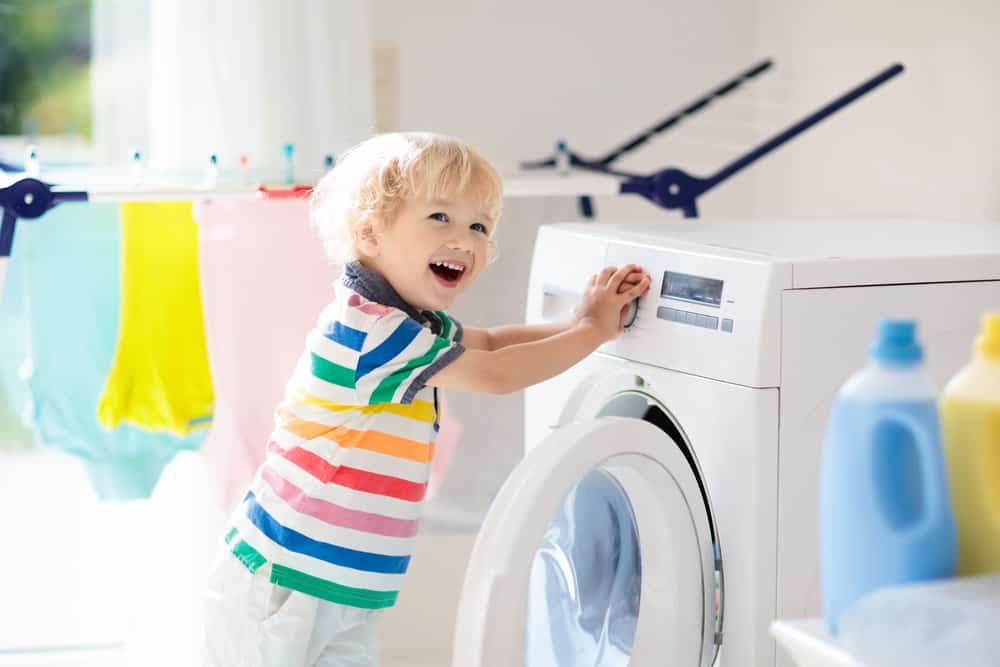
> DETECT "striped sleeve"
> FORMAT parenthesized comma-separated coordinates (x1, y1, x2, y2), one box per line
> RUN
(435, 310, 463, 344)
(354, 310, 464, 405)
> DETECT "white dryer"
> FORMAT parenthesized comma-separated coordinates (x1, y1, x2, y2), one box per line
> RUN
(450, 220, 1000, 667)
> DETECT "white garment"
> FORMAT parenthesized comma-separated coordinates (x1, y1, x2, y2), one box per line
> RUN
(839, 573, 1000, 667)
(203, 550, 380, 666)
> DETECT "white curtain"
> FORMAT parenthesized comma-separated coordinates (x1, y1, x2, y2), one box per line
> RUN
(91, 0, 151, 165)
(150, 0, 374, 175)
(93, 0, 375, 176)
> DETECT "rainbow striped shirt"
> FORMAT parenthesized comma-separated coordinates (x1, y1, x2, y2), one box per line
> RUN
(225, 264, 464, 609)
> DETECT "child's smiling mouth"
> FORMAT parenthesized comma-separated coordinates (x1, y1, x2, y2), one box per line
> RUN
(429, 259, 466, 286)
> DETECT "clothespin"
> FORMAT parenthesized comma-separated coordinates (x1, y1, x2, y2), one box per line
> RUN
(204, 153, 219, 189)
(129, 149, 144, 187)
(283, 143, 295, 185)
(24, 145, 40, 178)
(256, 185, 312, 200)
(324, 154, 336, 174)
(554, 139, 570, 177)
(239, 154, 249, 186)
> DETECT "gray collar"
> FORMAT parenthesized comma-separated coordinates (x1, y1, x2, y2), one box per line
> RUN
(342, 260, 439, 329)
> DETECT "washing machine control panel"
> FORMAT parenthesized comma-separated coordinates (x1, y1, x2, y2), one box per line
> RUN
(656, 305, 726, 331)
(526, 225, 794, 388)
(654, 269, 727, 330)
(660, 269, 724, 307)
(526, 226, 793, 387)
(602, 239, 789, 387)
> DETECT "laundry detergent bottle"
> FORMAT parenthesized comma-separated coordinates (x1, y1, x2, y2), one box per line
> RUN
(820, 319, 956, 635)
(940, 313, 1000, 575)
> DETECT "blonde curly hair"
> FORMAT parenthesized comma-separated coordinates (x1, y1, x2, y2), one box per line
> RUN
(310, 132, 503, 265)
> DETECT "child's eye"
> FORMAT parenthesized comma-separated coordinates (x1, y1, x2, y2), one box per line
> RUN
(429, 212, 449, 222)
(470, 222, 488, 235)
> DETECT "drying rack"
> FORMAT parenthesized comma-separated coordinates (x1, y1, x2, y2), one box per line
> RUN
(522, 59, 774, 217)
(522, 62, 904, 218)
(1, 62, 904, 262)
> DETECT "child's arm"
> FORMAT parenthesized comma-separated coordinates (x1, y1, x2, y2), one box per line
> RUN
(429, 265, 650, 394)
(461, 321, 573, 351)
(461, 269, 648, 351)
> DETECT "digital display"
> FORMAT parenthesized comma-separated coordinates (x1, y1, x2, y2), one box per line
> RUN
(661, 271, 724, 308)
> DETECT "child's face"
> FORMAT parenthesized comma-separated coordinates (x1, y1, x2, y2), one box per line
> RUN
(361, 191, 493, 311)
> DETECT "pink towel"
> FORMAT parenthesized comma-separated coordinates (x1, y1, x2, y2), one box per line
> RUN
(427, 394, 462, 500)
(196, 199, 335, 509)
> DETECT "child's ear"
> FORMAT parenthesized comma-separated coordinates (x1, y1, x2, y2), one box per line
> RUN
(355, 218, 381, 259)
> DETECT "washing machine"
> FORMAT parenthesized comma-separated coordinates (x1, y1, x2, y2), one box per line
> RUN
(450, 219, 1000, 667)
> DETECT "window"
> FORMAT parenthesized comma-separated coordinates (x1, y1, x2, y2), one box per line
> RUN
(0, 1, 92, 143)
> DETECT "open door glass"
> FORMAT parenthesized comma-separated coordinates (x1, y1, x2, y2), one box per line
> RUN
(453, 418, 717, 667)
(525, 468, 641, 665)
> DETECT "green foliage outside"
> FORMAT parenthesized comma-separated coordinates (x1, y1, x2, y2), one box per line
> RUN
(0, 0, 92, 138)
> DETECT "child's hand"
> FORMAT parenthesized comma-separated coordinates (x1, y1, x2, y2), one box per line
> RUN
(617, 268, 650, 295)
(572, 267, 650, 321)
(573, 264, 651, 341)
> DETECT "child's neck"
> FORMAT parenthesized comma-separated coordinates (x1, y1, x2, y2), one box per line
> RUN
(343, 260, 434, 324)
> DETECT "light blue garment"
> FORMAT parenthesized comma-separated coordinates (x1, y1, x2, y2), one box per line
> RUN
(0, 245, 34, 448)
(11, 202, 205, 500)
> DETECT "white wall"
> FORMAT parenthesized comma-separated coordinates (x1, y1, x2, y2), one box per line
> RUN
(372, 0, 760, 518)
(374, 0, 761, 220)
(751, 0, 1000, 220)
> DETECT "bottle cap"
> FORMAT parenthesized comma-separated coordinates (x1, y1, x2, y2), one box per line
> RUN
(974, 313, 1000, 361)
(869, 319, 923, 366)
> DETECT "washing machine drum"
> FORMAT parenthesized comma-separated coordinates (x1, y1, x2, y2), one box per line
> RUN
(452, 417, 720, 666)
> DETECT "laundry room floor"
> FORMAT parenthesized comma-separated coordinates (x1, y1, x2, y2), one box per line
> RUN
(0, 447, 478, 666)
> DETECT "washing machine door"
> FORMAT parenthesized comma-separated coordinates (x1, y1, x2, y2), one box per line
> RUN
(452, 417, 717, 666)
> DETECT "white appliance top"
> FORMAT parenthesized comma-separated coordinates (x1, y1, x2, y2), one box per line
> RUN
(556, 219, 1000, 288)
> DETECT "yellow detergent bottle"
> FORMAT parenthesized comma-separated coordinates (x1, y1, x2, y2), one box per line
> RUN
(940, 312, 1000, 574)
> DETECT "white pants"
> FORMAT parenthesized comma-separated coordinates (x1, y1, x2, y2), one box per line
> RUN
(203, 550, 381, 666)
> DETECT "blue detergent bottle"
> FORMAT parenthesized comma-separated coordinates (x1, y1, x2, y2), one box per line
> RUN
(819, 319, 956, 635)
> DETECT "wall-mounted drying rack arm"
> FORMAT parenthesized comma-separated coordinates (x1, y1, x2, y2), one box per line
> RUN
(1, 207, 16, 260)
(593, 58, 774, 167)
(620, 62, 905, 217)
(520, 58, 774, 171)
(0, 158, 23, 172)
(0, 178, 88, 257)
(0, 177, 295, 258)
